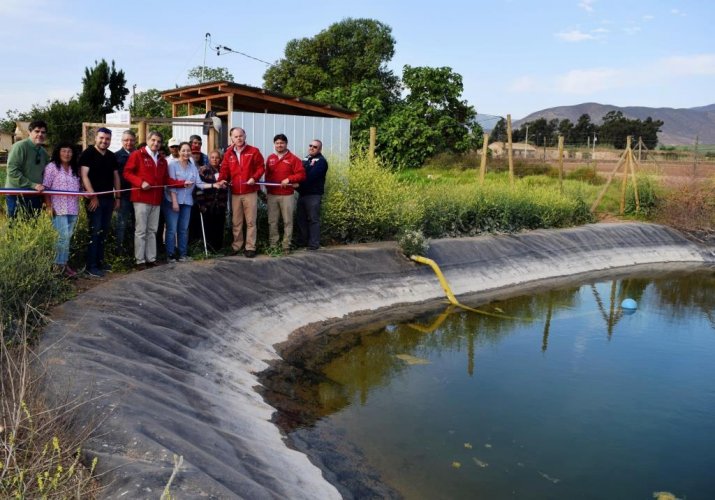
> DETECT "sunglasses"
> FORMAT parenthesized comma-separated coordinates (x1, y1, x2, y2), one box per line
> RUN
(308, 144, 319, 148)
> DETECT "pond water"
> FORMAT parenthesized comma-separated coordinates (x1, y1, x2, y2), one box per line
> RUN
(264, 269, 715, 499)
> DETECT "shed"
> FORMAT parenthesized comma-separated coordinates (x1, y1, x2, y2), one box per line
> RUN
(161, 81, 357, 161)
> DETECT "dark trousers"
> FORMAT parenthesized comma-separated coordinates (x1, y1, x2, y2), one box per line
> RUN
(86, 196, 114, 270)
(114, 196, 134, 253)
(6, 195, 43, 218)
(296, 195, 322, 249)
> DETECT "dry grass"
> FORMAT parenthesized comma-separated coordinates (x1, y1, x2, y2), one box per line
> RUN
(654, 180, 715, 237)
(1, 311, 102, 499)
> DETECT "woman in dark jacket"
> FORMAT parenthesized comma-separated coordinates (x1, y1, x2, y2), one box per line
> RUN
(192, 149, 228, 252)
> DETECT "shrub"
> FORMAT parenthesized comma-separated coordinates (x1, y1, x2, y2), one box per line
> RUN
(0, 212, 69, 333)
(398, 229, 429, 257)
(625, 175, 659, 216)
(323, 154, 423, 243)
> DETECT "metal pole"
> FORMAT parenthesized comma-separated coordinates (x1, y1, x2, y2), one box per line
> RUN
(200, 211, 209, 256)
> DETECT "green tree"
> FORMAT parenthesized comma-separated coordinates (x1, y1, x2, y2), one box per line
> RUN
(79, 59, 129, 120)
(489, 118, 507, 143)
(263, 17, 401, 143)
(573, 113, 596, 146)
(187, 66, 234, 84)
(130, 88, 171, 119)
(377, 65, 481, 169)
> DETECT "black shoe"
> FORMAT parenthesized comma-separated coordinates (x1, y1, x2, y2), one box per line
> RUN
(135, 263, 147, 271)
(307, 246, 319, 251)
(244, 250, 256, 258)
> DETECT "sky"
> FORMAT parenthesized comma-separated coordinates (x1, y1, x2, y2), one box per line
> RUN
(1, 0, 713, 123)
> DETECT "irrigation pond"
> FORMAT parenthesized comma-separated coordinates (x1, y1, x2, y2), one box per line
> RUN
(264, 268, 715, 499)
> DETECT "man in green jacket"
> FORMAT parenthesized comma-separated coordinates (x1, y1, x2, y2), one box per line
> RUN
(5, 120, 48, 217)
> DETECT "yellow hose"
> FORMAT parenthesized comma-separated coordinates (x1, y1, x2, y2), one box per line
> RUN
(410, 255, 521, 320)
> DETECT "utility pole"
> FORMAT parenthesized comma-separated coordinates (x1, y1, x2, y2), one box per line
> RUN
(202, 33, 211, 82)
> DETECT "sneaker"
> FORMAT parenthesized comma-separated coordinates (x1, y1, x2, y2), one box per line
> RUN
(244, 250, 256, 258)
(63, 265, 78, 279)
(86, 267, 105, 278)
(178, 256, 193, 262)
(167, 256, 177, 263)
(101, 263, 113, 272)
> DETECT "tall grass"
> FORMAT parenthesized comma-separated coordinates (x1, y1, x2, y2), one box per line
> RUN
(322, 154, 594, 244)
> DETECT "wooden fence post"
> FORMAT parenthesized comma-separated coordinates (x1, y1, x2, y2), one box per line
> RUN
(368, 127, 376, 159)
(479, 133, 489, 184)
(138, 120, 147, 144)
(619, 136, 632, 215)
(506, 114, 514, 186)
(558, 135, 564, 193)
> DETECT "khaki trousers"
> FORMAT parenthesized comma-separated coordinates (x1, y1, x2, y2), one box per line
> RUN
(267, 194, 296, 250)
(231, 192, 258, 251)
(134, 202, 161, 264)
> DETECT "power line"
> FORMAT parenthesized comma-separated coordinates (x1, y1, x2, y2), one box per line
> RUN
(205, 33, 273, 67)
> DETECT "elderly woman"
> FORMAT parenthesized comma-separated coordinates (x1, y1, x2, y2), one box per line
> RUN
(43, 143, 81, 278)
(192, 149, 229, 252)
(164, 142, 218, 262)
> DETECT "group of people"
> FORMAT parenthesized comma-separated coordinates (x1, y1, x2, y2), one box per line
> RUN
(4, 120, 329, 278)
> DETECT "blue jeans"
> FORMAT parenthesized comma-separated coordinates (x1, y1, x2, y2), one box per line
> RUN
(52, 214, 78, 265)
(6, 194, 43, 218)
(86, 196, 114, 270)
(163, 200, 192, 257)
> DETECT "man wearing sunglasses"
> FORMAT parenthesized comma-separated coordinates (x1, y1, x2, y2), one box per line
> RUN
(5, 120, 48, 217)
(296, 140, 328, 250)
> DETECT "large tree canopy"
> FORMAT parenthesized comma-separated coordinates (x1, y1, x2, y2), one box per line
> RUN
(379, 66, 481, 168)
(263, 18, 481, 168)
(264, 18, 399, 99)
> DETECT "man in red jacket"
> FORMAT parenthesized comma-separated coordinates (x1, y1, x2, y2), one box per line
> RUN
(123, 131, 194, 269)
(264, 134, 305, 252)
(218, 127, 265, 258)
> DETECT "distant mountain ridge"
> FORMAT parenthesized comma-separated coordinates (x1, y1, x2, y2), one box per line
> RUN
(514, 102, 715, 146)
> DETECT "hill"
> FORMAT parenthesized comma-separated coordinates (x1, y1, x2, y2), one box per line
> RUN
(514, 102, 715, 146)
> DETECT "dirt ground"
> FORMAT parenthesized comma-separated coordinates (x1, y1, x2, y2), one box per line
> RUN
(566, 159, 715, 187)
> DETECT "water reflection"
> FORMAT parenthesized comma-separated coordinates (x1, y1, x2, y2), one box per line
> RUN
(261, 268, 715, 434)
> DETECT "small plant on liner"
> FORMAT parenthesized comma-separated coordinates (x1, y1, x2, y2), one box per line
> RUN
(399, 229, 429, 257)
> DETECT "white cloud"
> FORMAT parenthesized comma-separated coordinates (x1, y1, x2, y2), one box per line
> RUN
(550, 52, 715, 97)
(659, 54, 715, 76)
(643, 14, 654, 21)
(555, 30, 596, 42)
(556, 68, 625, 94)
(591, 27, 609, 34)
(671, 8, 686, 16)
(578, 0, 595, 13)
(623, 25, 641, 35)
(508, 76, 538, 93)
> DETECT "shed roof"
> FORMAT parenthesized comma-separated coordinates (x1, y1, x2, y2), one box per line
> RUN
(161, 81, 357, 120)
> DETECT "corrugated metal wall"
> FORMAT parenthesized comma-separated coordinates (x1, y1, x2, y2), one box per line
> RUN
(172, 112, 351, 161)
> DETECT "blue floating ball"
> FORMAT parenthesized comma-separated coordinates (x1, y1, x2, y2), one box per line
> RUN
(621, 298, 638, 310)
